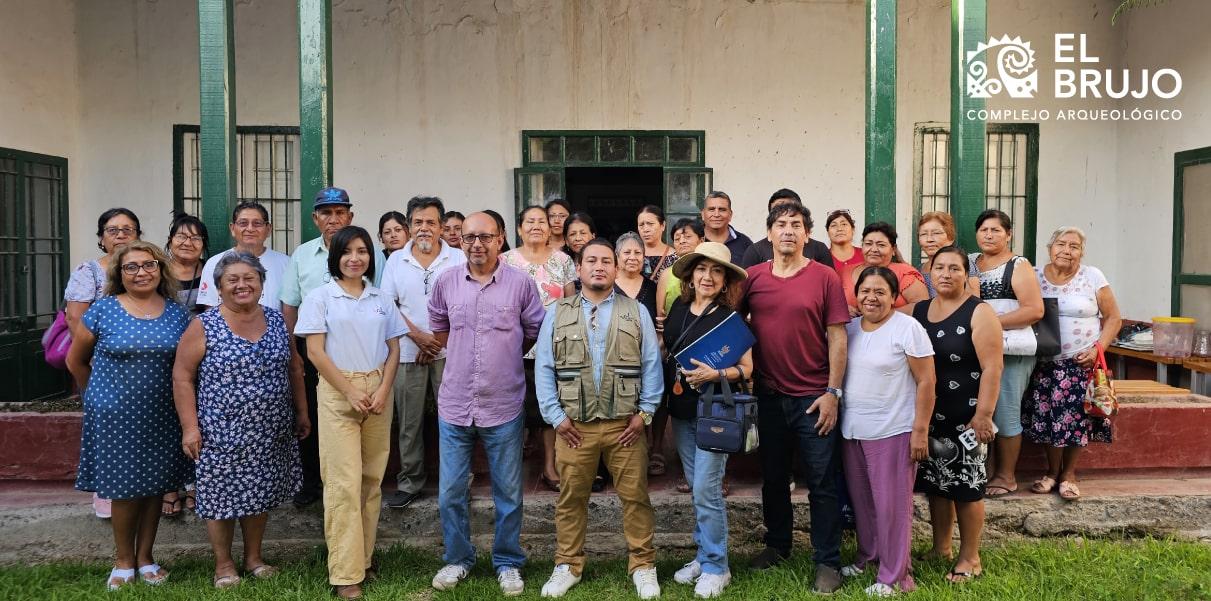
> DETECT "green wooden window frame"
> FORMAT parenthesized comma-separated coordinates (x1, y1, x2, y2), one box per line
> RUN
(515, 130, 711, 240)
(912, 122, 1039, 263)
(1172, 145, 1211, 317)
(173, 124, 303, 254)
(0, 146, 70, 402)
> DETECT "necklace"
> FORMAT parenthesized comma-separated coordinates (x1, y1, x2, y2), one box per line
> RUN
(124, 294, 160, 319)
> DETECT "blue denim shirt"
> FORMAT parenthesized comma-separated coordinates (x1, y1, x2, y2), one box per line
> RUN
(534, 291, 663, 427)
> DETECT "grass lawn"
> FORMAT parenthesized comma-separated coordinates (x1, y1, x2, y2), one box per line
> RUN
(2, 538, 1208, 600)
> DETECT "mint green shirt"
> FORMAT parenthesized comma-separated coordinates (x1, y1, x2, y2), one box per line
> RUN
(279, 236, 384, 308)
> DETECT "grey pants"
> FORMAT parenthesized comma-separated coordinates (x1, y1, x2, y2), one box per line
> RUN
(394, 358, 444, 494)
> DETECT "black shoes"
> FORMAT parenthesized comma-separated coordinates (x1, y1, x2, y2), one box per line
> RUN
(385, 490, 421, 509)
(292, 488, 322, 508)
(750, 547, 789, 570)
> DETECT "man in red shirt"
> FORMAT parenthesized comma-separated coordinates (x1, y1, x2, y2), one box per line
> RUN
(738, 202, 849, 594)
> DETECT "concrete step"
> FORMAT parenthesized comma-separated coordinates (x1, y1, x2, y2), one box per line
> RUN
(3, 474, 1210, 564)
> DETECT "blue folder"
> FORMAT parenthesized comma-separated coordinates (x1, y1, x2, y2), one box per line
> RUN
(674, 312, 756, 371)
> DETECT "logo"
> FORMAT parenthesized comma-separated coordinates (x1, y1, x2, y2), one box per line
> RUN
(966, 35, 1038, 98)
(710, 426, 725, 434)
(719, 345, 730, 356)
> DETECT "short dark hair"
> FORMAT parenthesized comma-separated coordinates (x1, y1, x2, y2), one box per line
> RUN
(231, 201, 269, 224)
(96, 207, 142, 251)
(767, 188, 801, 210)
(638, 204, 665, 224)
(406, 196, 446, 223)
(378, 211, 407, 234)
(517, 204, 547, 226)
(854, 265, 901, 300)
(705, 191, 731, 209)
(578, 237, 615, 263)
(975, 208, 1013, 232)
(545, 198, 572, 214)
(862, 221, 903, 263)
(931, 244, 970, 276)
(443, 210, 465, 223)
(671, 217, 706, 240)
(766, 201, 813, 231)
(483, 210, 510, 252)
(825, 209, 856, 230)
(327, 225, 376, 282)
(564, 212, 597, 236)
(168, 211, 209, 256)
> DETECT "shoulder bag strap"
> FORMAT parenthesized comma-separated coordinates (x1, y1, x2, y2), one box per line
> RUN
(667, 301, 720, 356)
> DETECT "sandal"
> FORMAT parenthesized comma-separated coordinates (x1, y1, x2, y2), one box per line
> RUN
(676, 479, 691, 494)
(539, 473, 560, 492)
(213, 573, 242, 589)
(946, 567, 983, 583)
(106, 567, 136, 591)
(138, 563, 169, 586)
(984, 484, 1017, 498)
(648, 453, 667, 476)
(335, 583, 363, 599)
(1031, 477, 1057, 494)
(161, 495, 183, 518)
(183, 489, 197, 512)
(1058, 481, 1081, 501)
(247, 564, 280, 580)
(721, 478, 731, 498)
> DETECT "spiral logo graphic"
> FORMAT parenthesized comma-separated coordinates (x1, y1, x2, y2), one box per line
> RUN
(966, 35, 1038, 99)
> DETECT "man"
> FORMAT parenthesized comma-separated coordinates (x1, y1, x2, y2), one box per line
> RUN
(738, 201, 849, 594)
(280, 186, 358, 507)
(700, 190, 752, 264)
(380, 196, 467, 509)
(739, 188, 833, 268)
(534, 239, 664, 600)
(197, 200, 290, 310)
(427, 212, 545, 597)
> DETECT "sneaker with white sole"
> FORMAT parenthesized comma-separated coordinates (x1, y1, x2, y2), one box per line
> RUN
(840, 563, 865, 578)
(541, 564, 581, 598)
(431, 564, 468, 591)
(498, 567, 524, 596)
(864, 582, 897, 597)
(674, 560, 702, 585)
(632, 567, 661, 599)
(694, 572, 731, 598)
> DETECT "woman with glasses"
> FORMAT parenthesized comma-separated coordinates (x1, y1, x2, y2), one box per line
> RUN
(64, 207, 142, 519)
(66, 241, 193, 591)
(197, 202, 291, 311)
(825, 210, 864, 274)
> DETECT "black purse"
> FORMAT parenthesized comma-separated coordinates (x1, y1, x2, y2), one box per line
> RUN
(1034, 297, 1061, 357)
(695, 376, 759, 454)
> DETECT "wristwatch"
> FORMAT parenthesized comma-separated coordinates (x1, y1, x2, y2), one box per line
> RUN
(636, 410, 653, 426)
(825, 387, 844, 401)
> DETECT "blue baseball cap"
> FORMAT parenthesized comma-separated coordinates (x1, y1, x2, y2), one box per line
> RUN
(313, 186, 352, 207)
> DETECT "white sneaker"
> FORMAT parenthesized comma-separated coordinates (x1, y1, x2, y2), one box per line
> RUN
(864, 582, 897, 597)
(93, 493, 111, 519)
(541, 564, 581, 598)
(674, 560, 702, 584)
(841, 563, 865, 578)
(431, 564, 468, 591)
(632, 567, 661, 599)
(498, 567, 524, 596)
(694, 572, 731, 598)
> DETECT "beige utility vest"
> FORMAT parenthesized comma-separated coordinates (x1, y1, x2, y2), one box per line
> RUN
(551, 293, 644, 422)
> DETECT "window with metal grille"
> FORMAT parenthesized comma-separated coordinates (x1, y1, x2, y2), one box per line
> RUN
(173, 125, 302, 253)
(912, 123, 1039, 262)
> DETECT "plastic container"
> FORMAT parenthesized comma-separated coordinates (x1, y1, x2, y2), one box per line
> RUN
(1194, 330, 1211, 357)
(1152, 317, 1196, 358)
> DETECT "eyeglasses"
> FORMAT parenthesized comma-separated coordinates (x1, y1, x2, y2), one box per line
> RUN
(234, 220, 267, 229)
(173, 233, 204, 244)
(105, 227, 136, 236)
(424, 269, 435, 295)
(461, 234, 497, 245)
(121, 260, 161, 275)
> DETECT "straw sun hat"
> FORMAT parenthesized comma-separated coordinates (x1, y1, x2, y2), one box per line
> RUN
(670, 241, 748, 281)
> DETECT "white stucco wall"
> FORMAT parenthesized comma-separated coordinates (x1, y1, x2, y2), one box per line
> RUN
(1, 0, 1206, 320)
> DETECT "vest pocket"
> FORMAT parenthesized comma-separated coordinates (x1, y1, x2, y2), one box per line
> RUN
(613, 371, 640, 416)
(555, 332, 587, 365)
(615, 324, 641, 362)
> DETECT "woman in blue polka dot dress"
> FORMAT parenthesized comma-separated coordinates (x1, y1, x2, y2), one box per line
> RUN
(67, 241, 193, 591)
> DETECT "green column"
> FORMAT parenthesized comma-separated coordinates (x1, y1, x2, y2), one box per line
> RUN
(950, 0, 986, 252)
(298, 0, 333, 243)
(197, 0, 237, 252)
(864, 0, 897, 225)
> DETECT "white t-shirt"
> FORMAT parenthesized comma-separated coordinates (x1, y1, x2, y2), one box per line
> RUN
(197, 248, 291, 310)
(378, 240, 466, 362)
(841, 311, 935, 441)
(1036, 264, 1110, 360)
(294, 280, 408, 372)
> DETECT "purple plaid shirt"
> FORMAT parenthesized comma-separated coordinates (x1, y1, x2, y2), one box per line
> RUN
(428, 261, 546, 427)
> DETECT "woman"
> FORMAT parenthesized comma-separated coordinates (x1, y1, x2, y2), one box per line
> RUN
(483, 209, 511, 252)
(840, 222, 929, 314)
(65, 241, 192, 590)
(968, 209, 1044, 497)
(917, 212, 955, 298)
(839, 267, 936, 596)
(442, 211, 466, 250)
(826, 209, 864, 273)
(613, 232, 659, 320)
(197, 202, 291, 311)
(64, 207, 141, 519)
(173, 252, 310, 588)
(502, 205, 577, 492)
(561, 211, 597, 260)
(663, 241, 754, 599)
(379, 211, 410, 258)
(296, 226, 405, 600)
(637, 205, 676, 281)
(545, 198, 572, 251)
(656, 218, 706, 328)
(1023, 227, 1121, 501)
(910, 245, 1003, 583)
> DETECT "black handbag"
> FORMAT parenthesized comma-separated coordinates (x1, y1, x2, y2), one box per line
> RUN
(1034, 297, 1062, 357)
(695, 377, 759, 454)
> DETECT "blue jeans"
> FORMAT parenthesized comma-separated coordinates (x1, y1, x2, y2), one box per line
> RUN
(756, 389, 842, 568)
(437, 413, 526, 572)
(671, 417, 730, 575)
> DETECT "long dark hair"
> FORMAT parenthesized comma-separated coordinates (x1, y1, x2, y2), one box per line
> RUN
(484, 209, 511, 252)
(327, 226, 376, 282)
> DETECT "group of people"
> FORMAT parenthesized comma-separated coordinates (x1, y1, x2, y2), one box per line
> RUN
(65, 183, 1121, 598)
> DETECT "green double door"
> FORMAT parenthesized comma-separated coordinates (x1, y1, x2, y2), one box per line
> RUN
(0, 149, 70, 403)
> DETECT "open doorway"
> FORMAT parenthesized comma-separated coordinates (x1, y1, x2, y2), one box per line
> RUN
(564, 167, 663, 241)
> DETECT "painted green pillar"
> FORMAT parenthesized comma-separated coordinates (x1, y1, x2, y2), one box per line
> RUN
(950, 0, 986, 253)
(865, 0, 897, 225)
(298, 0, 333, 243)
(197, 0, 237, 253)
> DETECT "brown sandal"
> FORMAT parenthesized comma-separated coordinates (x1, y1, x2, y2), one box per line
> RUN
(1058, 481, 1081, 501)
(1031, 476, 1057, 494)
(335, 583, 363, 599)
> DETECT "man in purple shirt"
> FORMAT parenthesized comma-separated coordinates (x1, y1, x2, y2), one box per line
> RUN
(427, 212, 545, 596)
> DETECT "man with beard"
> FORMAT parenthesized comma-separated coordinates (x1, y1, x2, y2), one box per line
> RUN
(381, 196, 466, 509)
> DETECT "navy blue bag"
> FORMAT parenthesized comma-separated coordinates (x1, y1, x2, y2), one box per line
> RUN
(695, 378, 759, 454)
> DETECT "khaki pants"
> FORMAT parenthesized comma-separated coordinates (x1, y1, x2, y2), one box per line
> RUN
(393, 358, 444, 494)
(554, 418, 656, 576)
(318, 369, 393, 585)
